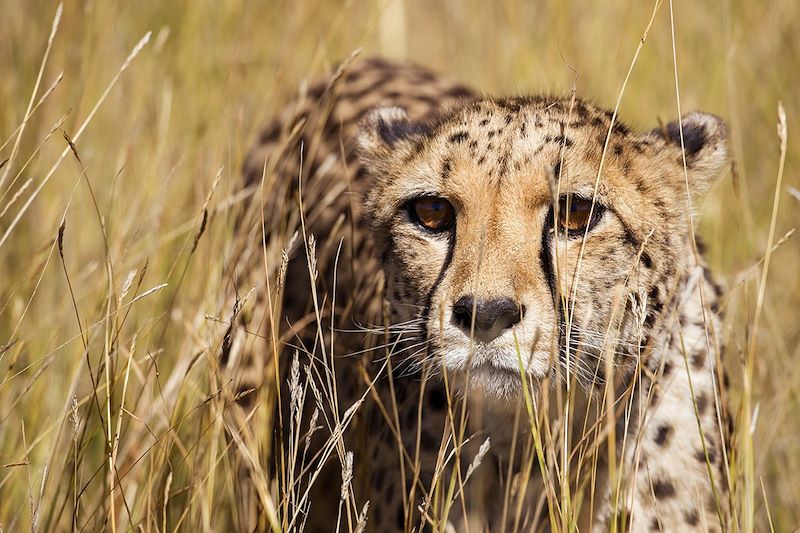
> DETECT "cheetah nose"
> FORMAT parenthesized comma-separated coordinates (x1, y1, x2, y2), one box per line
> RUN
(452, 295, 524, 343)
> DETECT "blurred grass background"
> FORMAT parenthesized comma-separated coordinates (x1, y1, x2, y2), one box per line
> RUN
(0, 0, 797, 530)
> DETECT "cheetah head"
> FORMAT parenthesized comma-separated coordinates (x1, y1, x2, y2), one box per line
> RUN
(357, 99, 728, 399)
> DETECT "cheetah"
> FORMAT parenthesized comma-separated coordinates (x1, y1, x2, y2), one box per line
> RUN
(225, 57, 731, 532)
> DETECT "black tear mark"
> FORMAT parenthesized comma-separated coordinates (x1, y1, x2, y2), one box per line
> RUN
(540, 217, 557, 305)
(421, 232, 457, 336)
(666, 120, 707, 157)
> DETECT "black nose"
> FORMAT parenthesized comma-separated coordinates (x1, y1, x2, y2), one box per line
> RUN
(452, 295, 523, 343)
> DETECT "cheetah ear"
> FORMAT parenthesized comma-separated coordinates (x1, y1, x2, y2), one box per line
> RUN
(647, 112, 729, 194)
(357, 106, 429, 170)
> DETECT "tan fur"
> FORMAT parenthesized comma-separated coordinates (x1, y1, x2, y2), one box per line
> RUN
(230, 57, 731, 532)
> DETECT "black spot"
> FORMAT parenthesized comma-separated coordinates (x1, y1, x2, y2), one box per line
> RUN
(596, 134, 607, 150)
(258, 121, 281, 143)
(553, 135, 574, 148)
(444, 86, 473, 99)
(650, 298, 663, 315)
(684, 508, 700, 526)
(614, 144, 624, 156)
(504, 114, 514, 125)
(479, 118, 490, 126)
(650, 517, 663, 531)
(648, 286, 659, 303)
(346, 69, 363, 82)
(496, 98, 522, 113)
(623, 228, 640, 249)
(691, 350, 706, 370)
(696, 392, 708, 415)
(498, 153, 510, 178)
(448, 131, 469, 144)
(641, 250, 654, 269)
(613, 121, 631, 136)
(441, 158, 452, 180)
(652, 479, 676, 499)
(343, 76, 393, 101)
(695, 449, 716, 464)
(654, 423, 673, 446)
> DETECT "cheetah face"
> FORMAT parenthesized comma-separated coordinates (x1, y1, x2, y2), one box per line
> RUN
(358, 100, 727, 398)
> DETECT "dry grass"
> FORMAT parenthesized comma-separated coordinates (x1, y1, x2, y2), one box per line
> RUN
(1, 0, 798, 531)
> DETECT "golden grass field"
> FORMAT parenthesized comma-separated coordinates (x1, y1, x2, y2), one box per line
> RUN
(1, 0, 798, 531)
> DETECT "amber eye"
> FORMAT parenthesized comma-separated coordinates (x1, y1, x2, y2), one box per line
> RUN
(557, 196, 599, 234)
(409, 197, 455, 232)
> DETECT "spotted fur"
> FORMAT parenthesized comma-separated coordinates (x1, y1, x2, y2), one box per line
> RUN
(228, 57, 731, 532)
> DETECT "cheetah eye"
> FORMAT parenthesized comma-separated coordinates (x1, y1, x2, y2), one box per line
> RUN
(557, 196, 602, 235)
(408, 197, 455, 232)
